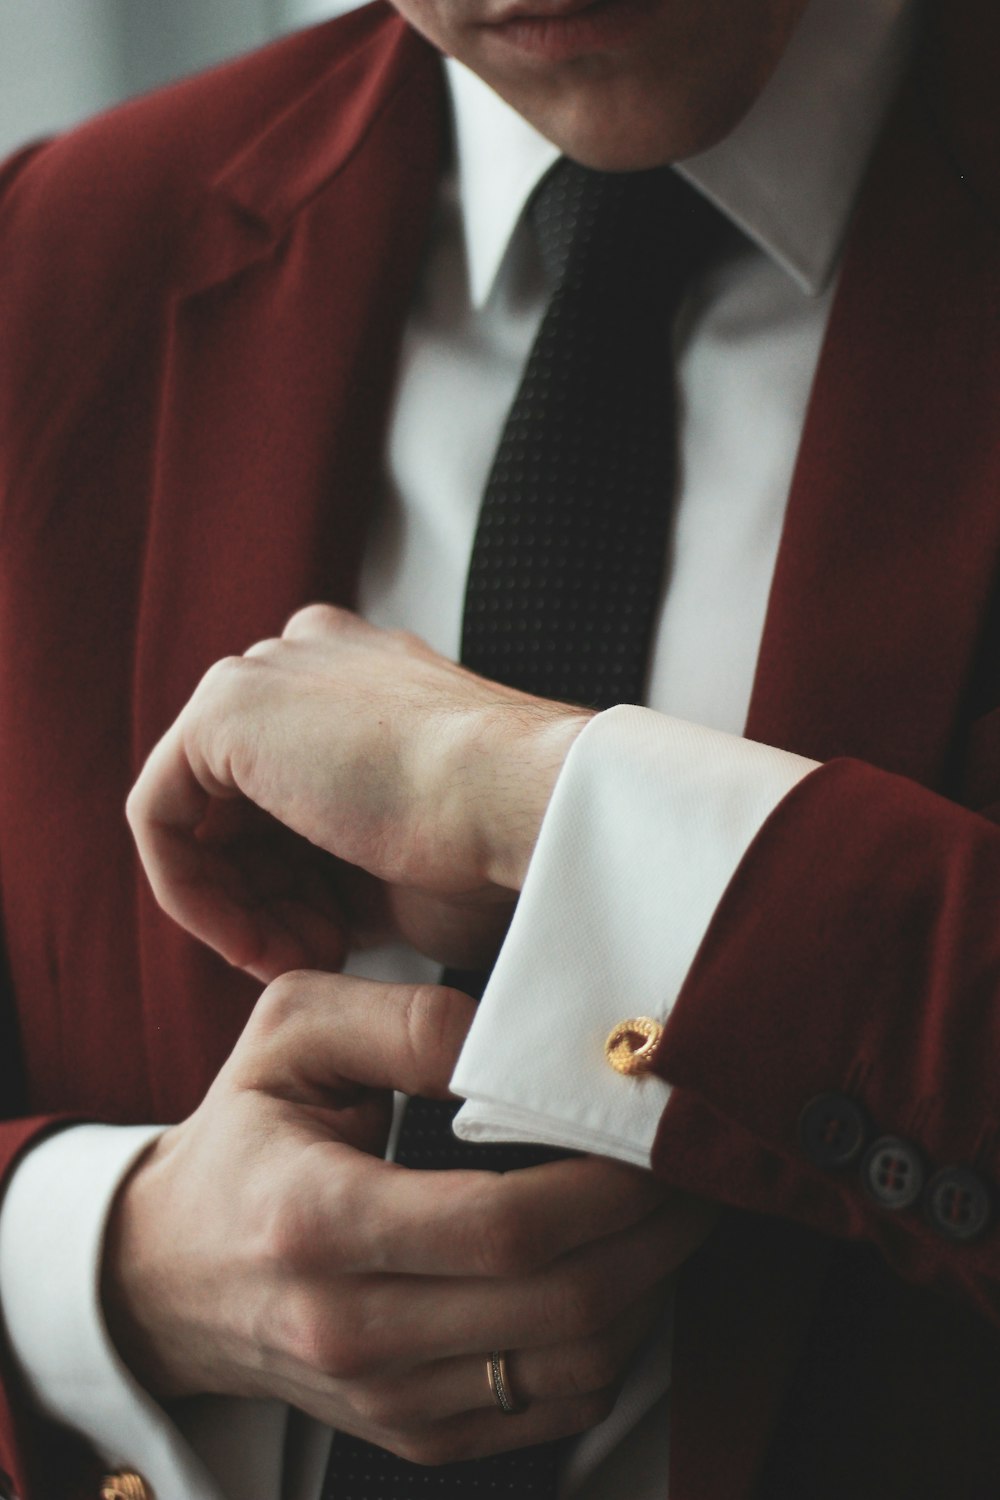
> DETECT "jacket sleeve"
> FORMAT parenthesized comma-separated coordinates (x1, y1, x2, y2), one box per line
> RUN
(0, 971, 103, 1499)
(454, 706, 1000, 1323)
(0, 126, 132, 1500)
(655, 752, 1000, 1322)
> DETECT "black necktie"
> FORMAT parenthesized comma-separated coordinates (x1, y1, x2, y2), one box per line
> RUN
(322, 160, 723, 1499)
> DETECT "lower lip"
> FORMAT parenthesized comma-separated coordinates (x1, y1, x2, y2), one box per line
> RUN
(480, 0, 657, 61)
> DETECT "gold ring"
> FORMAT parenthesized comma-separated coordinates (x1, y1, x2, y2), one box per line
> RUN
(487, 1350, 526, 1415)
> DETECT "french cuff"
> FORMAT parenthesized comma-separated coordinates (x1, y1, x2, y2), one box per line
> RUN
(0, 1123, 231, 1500)
(451, 706, 818, 1166)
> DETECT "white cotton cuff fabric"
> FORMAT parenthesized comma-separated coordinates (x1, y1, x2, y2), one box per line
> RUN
(452, 706, 818, 1166)
(0, 1122, 285, 1500)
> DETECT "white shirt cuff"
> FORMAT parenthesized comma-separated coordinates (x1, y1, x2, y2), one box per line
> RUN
(0, 1122, 284, 1500)
(451, 706, 817, 1166)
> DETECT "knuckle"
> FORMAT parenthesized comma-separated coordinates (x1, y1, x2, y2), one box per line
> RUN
(283, 1295, 371, 1381)
(545, 1267, 612, 1341)
(566, 1334, 624, 1395)
(387, 626, 432, 657)
(474, 1204, 535, 1280)
(249, 970, 316, 1040)
(587, 1386, 620, 1424)
(400, 984, 459, 1095)
(123, 778, 147, 831)
(273, 1289, 333, 1373)
(324, 1297, 382, 1381)
(566, 1388, 619, 1433)
(184, 656, 264, 746)
(255, 1192, 310, 1275)
(349, 1378, 406, 1430)
(554, 1389, 619, 1441)
(242, 636, 284, 663)
(196, 653, 255, 705)
(283, 602, 345, 640)
(392, 1431, 455, 1468)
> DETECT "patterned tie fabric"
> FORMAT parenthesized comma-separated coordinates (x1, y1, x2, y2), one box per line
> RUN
(322, 161, 724, 1499)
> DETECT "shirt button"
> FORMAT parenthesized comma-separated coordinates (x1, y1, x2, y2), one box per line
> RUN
(923, 1166, 993, 1242)
(100, 1474, 151, 1500)
(798, 1092, 871, 1170)
(860, 1136, 925, 1210)
(604, 1017, 664, 1075)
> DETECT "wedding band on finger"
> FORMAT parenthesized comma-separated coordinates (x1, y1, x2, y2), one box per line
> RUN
(487, 1350, 526, 1415)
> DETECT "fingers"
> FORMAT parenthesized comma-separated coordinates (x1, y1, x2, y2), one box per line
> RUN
(127, 742, 348, 980)
(281, 1280, 672, 1466)
(346, 1289, 665, 1427)
(351, 1193, 705, 1367)
(345, 1152, 667, 1278)
(270, 1178, 698, 1396)
(240, 971, 478, 1102)
(301, 1383, 619, 1468)
(236, 971, 676, 1279)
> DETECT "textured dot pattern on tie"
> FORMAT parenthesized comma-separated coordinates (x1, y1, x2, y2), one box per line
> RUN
(461, 160, 724, 712)
(321, 160, 724, 1500)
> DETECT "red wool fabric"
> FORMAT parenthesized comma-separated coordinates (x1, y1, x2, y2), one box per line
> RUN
(0, 2, 998, 1495)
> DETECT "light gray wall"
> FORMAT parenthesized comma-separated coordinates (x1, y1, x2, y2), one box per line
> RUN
(0, 0, 122, 154)
(114, 0, 273, 101)
(0, 0, 361, 158)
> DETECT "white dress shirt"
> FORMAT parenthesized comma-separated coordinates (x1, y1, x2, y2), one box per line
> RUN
(0, 1, 912, 1496)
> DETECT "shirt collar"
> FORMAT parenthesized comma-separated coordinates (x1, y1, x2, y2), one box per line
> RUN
(445, 0, 913, 306)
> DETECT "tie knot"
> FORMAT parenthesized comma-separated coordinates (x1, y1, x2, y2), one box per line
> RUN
(530, 158, 724, 297)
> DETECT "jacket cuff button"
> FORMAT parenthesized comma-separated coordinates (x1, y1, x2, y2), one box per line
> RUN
(604, 1018, 664, 1075)
(923, 1166, 993, 1242)
(798, 1092, 871, 1169)
(860, 1135, 925, 1209)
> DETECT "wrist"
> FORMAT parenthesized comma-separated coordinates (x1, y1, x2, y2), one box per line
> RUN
(471, 704, 593, 890)
(101, 1128, 192, 1402)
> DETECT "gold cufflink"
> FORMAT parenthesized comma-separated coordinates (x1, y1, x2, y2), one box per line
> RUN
(604, 1017, 663, 1075)
(100, 1474, 150, 1500)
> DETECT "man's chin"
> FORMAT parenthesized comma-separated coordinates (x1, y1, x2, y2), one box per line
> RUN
(489, 72, 759, 169)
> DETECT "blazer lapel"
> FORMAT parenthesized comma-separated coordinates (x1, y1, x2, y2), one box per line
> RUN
(744, 77, 1000, 783)
(132, 11, 446, 760)
(671, 55, 1000, 1500)
(129, 12, 447, 1117)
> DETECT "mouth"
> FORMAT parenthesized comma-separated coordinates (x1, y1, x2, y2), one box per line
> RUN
(489, 0, 614, 19)
(476, 0, 658, 61)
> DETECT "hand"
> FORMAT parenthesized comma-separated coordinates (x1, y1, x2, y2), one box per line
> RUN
(126, 605, 592, 980)
(102, 973, 718, 1465)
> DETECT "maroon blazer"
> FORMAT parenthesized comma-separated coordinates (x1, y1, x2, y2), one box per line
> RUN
(0, 3, 998, 1496)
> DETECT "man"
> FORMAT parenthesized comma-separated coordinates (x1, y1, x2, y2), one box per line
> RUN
(0, 0, 998, 1497)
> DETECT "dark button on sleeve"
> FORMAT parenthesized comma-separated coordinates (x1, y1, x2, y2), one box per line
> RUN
(860, 1136, 925, 1210)
(798, 1093, 871, 1170)
(923, 1166, 993, 1242)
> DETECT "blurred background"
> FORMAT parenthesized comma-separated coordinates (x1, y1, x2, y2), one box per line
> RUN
(0, 0, 363, 158)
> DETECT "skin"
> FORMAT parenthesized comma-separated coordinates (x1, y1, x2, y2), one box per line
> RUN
(104, 972, 718, 1460)
(126, 606, 591, 981)
(116, 608, 722, 1458)
(388, 0, 810, 169)
(111, 6, 813, 1457)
